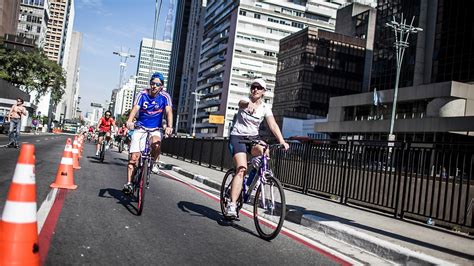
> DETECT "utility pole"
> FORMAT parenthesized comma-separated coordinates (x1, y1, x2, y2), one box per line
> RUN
(385, 14, 422, 142)
(112, 49, 135, 117)
(191, 91, 205, 137)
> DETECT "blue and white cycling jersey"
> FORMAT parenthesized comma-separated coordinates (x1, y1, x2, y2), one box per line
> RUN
(134, 89, 172, 129)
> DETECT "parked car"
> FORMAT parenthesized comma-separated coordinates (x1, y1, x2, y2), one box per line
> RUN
(0, 115, 10, 134)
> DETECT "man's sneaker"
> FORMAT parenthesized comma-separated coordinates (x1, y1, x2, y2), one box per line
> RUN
(96, 150, 99, 156)
(226, 202, 237, 217)
(122, 183, 133, 194)
(151, 163, 160, 174)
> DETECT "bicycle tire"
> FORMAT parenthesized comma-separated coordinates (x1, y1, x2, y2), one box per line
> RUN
(253, 176, 286, 240)
(99, 141, 105, 162)
(118, 139, 123, 153)
(220, 169, 244, 220)
(137, 161, 148, 215)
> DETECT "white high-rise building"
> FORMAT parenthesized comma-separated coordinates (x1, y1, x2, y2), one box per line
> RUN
(17, 0, 50, 48)
(114, 77, 136, 116)
(135, 38, 172, 93)
(56, 31, 82, 120)
(190, 0, 348, 137)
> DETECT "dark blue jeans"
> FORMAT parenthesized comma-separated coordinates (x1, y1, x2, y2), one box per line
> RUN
(8, 118, 21, 145)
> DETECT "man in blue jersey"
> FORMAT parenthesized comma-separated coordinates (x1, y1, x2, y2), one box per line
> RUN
(123, 72, 173, 193)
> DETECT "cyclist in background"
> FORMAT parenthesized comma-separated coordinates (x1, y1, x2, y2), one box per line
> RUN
(116, 124, 128, 149)
(226, 78, 289, 217)
(123, 72, 173, 193)
(95, 110, 116, 156)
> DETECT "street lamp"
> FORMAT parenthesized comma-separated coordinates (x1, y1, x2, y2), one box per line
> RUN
(191, 91, 205, 137)
(385, 14, 422, 141)
(112, 49, 135, 90)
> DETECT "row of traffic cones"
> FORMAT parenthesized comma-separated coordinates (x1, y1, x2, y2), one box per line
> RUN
(0, 135, 85, 264)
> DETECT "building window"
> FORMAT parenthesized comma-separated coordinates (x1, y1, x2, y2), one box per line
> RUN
(254, 13, 261, 19)
(239, 10, 246, 16)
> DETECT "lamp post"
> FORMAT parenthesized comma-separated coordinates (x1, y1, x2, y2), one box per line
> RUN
(385, 14, 422, 141)
(191, 91, 204, 137)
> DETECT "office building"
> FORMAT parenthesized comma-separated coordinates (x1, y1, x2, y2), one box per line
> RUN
(135, 38, 172, 93)
(371, 0, 474, 92)
(273, 27, 366, 127)
(0, 0, 20, 37)
(191, 0, 349, 137)
(114, 77, 136, 116)
(43, 0, 74, 65)
(55, 31, 82, 120)
(17, 0, 50, 48)
(173, 0, 206, 133)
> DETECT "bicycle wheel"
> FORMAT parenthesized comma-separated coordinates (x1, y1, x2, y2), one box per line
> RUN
(136, 161, 148, 215)
(118, 139, 123, 153)
(99, 142, 105, 162)
(253, 175, 286, 240)
(220, 169, 244, 220)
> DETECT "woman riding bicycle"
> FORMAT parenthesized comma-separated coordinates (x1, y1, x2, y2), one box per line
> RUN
(226, 78, 289, 217)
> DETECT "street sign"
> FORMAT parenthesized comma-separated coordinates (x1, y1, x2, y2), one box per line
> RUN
(90, 103, 102, 108)
(209, 115, 225, 124)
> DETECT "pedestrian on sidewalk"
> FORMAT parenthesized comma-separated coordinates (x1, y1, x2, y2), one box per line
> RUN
(225, 78, 289, 217)
(7, 98, 27, 148)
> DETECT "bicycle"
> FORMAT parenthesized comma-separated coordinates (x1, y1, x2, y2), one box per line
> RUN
(220, 139, 286, 240)
(118, 136, 125, 153)
(124, 128, 160, 216)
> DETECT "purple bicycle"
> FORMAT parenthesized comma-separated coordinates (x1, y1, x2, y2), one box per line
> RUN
(220, 139, 286, 240)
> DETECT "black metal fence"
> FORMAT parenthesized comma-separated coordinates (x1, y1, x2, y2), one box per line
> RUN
(161, 137, 474, 232)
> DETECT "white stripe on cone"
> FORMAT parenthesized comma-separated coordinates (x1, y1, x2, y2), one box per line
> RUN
(1, 201, 37, 223)
(12, 164, 35, 185)
(60, 157, 73, 165)
(72, 149, 78, 154)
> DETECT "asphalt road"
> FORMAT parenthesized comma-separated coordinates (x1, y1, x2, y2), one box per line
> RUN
(0, 134, 349, 265)
(0, 133, 69, 215)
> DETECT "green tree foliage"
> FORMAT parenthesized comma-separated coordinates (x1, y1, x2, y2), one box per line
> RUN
(0, 48, 66, 105)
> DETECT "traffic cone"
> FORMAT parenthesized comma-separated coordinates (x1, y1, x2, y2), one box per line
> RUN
(77, 136, 83, 158)
(72, 136, 81, 170)
(50, 138, 77, 189)
(0, 144, 40, 266)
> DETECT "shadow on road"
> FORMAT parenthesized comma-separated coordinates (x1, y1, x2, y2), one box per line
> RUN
(177, 201, 260, 238)
(98, 188, 140, 216)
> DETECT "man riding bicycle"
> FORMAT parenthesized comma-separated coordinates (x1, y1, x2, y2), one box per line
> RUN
(96, 110, 116, 156)
(115, 124, 128, 149)
(226, 78, 289, 217)
(123, 72, 173, 193)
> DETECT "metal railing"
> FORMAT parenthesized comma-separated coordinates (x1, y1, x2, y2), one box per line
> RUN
(161, 137, 474, 232)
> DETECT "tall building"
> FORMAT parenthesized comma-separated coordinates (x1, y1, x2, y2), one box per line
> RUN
(114, 77, 136, 117)
(175, 0, 206, 133)
(0, 0, 20, 37)
(191, 0, 348, 137)
(135, 38, 172, 93)
(43, 0, 74, 65)
(273, 28, 366, 125)
(55, 31, 82, 120)
(17, 0, 50, 48)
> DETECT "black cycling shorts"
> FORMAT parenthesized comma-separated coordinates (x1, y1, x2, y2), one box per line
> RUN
(228, 135, 258, 156)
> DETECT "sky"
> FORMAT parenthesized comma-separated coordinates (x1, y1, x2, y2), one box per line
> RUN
(74, 0, 174, 113)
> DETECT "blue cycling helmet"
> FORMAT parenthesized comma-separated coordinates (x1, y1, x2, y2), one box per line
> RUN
(150, 72, 164, 83)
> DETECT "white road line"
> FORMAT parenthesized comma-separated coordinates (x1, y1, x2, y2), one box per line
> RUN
(37, 188, 58, 233)
(158, 171, 362, 266)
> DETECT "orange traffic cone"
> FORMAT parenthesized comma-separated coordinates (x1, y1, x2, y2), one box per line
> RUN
(50, 138, 77, 189)
(0, 144, 40, 265)
(72, 136, 81, 170)
(77, 136, 83, 158)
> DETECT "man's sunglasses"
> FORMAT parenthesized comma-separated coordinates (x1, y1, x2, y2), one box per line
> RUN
(150, 81, 163, 87)
(251, 85, 265, 91)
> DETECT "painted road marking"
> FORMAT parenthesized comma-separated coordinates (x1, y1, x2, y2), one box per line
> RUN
(158, 170, 361, 266)
(37, 188, 59, 232)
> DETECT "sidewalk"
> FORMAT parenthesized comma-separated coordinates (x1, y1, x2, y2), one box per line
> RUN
(159, 155, 474, 265)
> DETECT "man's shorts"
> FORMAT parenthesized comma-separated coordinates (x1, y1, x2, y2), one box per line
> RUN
(98, 131, 110, 137)
(129, 128, 162, 153)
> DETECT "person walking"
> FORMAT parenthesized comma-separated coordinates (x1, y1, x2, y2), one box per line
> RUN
(7, 98, 27, 148)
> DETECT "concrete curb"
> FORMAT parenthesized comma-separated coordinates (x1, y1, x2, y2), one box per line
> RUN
(160, 161, 455, 265)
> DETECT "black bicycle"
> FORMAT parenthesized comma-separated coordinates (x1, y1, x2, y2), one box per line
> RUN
(220, 139, 286, 240)
(98, 137, 106, 162)
(125, 128, 158, 215)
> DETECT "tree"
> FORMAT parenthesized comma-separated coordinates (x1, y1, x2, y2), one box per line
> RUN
(0, 48, 66, 104)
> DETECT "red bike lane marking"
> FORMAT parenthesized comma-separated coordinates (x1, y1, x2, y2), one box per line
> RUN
(38, 188, 68, 265)
(159, 170, 354, 266)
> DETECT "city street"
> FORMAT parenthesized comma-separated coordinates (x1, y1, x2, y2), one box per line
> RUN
(0, 134, 361, 265)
